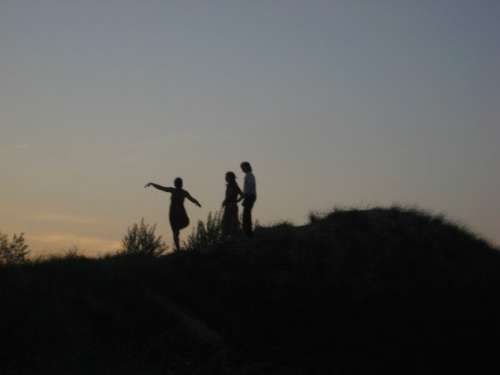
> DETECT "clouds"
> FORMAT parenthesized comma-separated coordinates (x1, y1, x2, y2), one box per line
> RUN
(26, 212, 119, 255)
(0, 143, 30, 153)
(31, 212, 98, 225)
(14, 143, 30, 150)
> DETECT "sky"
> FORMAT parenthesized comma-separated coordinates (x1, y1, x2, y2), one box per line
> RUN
(1, 0, 499, 255)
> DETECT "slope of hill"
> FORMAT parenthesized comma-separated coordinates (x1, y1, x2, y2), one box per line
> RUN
(1, 207, 499, 374)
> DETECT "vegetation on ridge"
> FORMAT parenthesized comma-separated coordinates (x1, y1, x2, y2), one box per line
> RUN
(0, 231, 30, 265)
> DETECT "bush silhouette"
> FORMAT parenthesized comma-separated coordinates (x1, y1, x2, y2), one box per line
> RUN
(0, 231, 29, 264)
(120, 218, 168, 256)
(185, 211, 224, 251)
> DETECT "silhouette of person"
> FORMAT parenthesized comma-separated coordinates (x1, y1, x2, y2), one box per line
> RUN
(145, 178, 201, 251)
(221, 171, 243, 236)
(240, 161, 257, 237)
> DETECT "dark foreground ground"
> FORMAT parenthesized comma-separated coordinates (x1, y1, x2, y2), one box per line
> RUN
(1, 207, 500, 374)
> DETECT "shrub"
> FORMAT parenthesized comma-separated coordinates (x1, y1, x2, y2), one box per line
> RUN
(0, 231, 30, 264)
(120, 219, 168, 256)
(185, 211, 224, 252)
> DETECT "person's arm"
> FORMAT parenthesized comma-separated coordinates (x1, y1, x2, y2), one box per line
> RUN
(144, 182, 174, 193)
(246, 174, 256, 197)
(185, 192, 202, 207)
(236, 184, 244, 202)
(242, 174, 253, 198)
(242, 175, 248, 198)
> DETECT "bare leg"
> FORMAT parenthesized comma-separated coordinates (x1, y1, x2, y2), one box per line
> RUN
(173, 230, 181, 251)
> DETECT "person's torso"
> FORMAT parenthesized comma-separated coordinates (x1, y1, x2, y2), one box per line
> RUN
(225, 184, 239, 203)
(170, 189, 186, 207)
(244, 173, 257, 196)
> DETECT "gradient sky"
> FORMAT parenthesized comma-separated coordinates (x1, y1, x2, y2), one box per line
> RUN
(1, 1, 499, 255)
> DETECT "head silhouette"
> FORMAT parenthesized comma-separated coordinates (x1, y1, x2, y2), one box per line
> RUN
(240, 161, 252, 173)
(174, 177, 183, 188)
(225, 171, 237, 184)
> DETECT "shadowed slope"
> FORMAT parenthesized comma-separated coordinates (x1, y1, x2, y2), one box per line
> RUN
(147, 207, 500, 372)
(1, 207, 499, 374)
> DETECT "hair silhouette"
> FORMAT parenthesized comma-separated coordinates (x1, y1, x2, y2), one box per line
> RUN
(240, 161, 252, 173)
(174, 177, 183, 188)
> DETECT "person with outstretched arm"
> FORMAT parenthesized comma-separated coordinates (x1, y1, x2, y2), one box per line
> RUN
(145, 178, 201, 251)
(240, 161, 257, 237)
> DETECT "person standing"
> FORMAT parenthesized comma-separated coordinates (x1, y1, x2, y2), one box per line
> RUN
(145, 177, 202, 251)
(240, 161, 257, 237)
(221, 171, 243, 236)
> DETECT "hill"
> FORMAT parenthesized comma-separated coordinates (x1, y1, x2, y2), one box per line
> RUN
(1, 207, 499, 374)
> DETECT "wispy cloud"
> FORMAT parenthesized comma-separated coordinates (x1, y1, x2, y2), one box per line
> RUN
(31, 213, 98, 225)
(0, 143, 30, 153)
(14, 143, 30, 150)
(28, 233, 121, 255)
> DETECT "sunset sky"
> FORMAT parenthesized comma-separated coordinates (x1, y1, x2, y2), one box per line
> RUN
(1, 1, 499, 255)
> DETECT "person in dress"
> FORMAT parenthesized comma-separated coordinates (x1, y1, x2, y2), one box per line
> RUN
(221, 171, 243, 236)
(145, 177, 201, 251)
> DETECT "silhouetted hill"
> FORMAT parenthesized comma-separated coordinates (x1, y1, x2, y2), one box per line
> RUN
(1, 207, 499, 374)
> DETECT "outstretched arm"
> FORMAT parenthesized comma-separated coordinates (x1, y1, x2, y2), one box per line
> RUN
(145, 182, 174, 193)
(185, 192, 202, 207)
